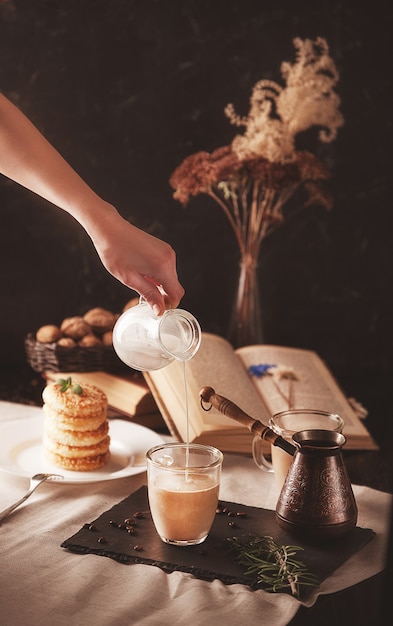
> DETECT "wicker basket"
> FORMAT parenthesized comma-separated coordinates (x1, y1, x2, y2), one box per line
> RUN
(25, 333, 128, 373)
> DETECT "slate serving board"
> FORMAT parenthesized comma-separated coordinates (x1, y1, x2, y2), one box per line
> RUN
(61, 486, 375, 600)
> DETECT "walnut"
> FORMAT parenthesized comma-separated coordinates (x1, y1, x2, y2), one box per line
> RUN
(60, 316, 90, 340)
(79, 334, 103, 347)
(122, 297, 140, 312)
(36, 325, 62, 343)
(102, 330, 113, 346)
(57, 337, 77, 348)
(83, 307, 116, 334)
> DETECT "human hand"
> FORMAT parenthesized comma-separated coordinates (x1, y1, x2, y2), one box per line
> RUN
(88, 205, 184, 315)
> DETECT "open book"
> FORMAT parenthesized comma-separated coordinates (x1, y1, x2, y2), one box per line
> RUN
(143, 333, 378, 454)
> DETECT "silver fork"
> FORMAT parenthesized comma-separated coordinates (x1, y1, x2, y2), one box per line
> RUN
(0, 472, 64, 523)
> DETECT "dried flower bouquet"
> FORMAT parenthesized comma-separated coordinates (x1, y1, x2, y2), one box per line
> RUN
(170, 37, 344, 347)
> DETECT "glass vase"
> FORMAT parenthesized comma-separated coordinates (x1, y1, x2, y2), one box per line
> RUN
(227, 254, 264, 348)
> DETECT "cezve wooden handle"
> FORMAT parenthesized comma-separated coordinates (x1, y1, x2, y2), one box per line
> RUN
(199, 386, 296, 456)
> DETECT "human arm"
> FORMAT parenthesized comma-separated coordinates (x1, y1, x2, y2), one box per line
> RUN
(0, 93, 184, 314)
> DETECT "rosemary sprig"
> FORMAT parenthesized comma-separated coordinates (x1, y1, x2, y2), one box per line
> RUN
(226, 533, 318, 597)
(56, 377, 83, 395)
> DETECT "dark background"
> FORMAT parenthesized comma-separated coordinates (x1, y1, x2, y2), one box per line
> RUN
(0, 0, 392, 447)
(0, 4, 392, 620)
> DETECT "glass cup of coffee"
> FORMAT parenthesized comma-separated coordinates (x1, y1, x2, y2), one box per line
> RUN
(146, 442, 223, 546)
(252, 409, 344, 489)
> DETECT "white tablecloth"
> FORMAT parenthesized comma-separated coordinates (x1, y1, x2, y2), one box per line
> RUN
(0, 401, 391, 626)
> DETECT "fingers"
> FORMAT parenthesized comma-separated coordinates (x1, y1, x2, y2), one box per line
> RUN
(161, 281, 185, 311)
(138, 275, 184, 316)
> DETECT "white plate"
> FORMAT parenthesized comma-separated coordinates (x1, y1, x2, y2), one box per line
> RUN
(0, 414, 165, 484)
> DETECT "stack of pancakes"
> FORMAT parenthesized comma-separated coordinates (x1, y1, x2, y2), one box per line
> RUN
(42, 380, 110, 471)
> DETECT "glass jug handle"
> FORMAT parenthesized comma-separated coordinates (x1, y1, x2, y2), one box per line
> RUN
(252, 434, 274, 473)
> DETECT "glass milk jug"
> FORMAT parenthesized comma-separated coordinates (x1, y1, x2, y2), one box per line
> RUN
(112, 298, 201, 371)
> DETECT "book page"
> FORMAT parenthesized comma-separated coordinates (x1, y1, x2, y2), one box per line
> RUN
(236, 344, 372, 440)
(144, 333, 269, 442)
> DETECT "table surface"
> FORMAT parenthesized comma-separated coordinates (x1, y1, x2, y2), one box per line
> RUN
(0, 365, 392, 626)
